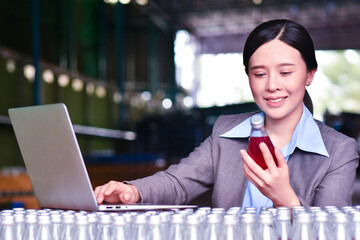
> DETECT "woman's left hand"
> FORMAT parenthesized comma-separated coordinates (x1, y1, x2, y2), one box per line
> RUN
(240, 143, 301, 208)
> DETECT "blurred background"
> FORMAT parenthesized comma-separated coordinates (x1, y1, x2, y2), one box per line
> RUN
(0, 0, 360, 208)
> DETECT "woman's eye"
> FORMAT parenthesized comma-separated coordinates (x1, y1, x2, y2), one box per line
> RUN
(280, 71, 291, 76)
(254, 73, 266, 77)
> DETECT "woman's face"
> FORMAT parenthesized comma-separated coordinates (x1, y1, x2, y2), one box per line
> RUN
(248, 39, 315, 122)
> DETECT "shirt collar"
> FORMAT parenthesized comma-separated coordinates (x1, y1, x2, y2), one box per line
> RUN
(220, 104, 329, 157)
(290, 105, 329, 157)
(220, 112, 263, 138)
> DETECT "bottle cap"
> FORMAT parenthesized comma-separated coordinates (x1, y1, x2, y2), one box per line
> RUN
(250, 115, 264, 129)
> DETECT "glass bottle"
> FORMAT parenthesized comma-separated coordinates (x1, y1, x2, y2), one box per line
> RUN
(248, 114, 277, 170)
(123, 212, 136, 238)
(85, 213, 98, 240)
(14, 213, 25, 240)
(147, 214, 163, 240)
(73, 214, 90, 240)
(185, 214, 203, 240)
(203, 213, 222, 240)
(275, 208, 292, 240)
(36, 214, 53, 240)
(220, 214, 240, 240)
(50, 213, 63, 240)
(22, 213, 38, 240)
(159, 211, 172, 239)
(111, 215, 127, 240)
(0, 214, 16, 240)
(168, 213, 186, 240)
(348, 210, 360, 240)
(60, 213, 75, 240)
(312, 211, 331, 240)
(332, 212, 351, 240)
(96, 214, 112, 240)
(292, 211, 314, 240)
(132, 214, 148, 240)
(257, 212, 277, 240)
(239, 212, 256, 240)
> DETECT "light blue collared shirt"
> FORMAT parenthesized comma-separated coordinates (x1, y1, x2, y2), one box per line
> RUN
(220, 104, 329, 211)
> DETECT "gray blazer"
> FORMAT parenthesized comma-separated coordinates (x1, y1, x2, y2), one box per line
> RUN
(129, 112, 359, 209)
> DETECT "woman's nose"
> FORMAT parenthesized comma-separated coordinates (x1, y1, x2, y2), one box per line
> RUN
(266, 73, 282, 91)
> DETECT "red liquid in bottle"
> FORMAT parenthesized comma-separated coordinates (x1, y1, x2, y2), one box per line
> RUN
(247, 136, 277, 170)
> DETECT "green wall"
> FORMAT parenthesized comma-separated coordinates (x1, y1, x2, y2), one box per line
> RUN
(0, 54, 117, 168)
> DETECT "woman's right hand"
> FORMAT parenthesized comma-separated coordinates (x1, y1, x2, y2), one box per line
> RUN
(240, 143, 300, 208)
(94, 181, 140, 204)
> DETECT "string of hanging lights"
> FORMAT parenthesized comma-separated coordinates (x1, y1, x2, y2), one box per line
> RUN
(1, 47, 196, 111)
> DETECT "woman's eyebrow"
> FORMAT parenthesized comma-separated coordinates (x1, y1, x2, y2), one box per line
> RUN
(250, 65, 265, 70)
(250, 63, 296, 70)
(278, 63, 296, 67)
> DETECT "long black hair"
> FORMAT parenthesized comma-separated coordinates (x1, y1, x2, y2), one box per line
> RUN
(243, 19, 317, 114)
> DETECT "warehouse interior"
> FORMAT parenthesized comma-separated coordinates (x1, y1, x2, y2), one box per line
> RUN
(0, 0, 360, 208)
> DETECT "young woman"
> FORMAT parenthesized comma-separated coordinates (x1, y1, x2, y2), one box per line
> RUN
(94, 19, 359, 210)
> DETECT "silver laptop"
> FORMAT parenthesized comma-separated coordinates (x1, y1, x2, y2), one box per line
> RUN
(8, 103, 197, 212)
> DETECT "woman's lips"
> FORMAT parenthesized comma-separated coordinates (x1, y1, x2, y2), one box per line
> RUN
(267, 97, 286, 103)
(265, 96, 287, 105)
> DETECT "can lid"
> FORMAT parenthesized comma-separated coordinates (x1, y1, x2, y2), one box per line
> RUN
(250, 115, 264, 129)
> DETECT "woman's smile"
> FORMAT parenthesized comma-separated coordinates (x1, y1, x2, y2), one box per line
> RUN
(265, 96, 287, 103)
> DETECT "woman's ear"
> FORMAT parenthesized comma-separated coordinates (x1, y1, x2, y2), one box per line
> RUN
(306, 68, 317, 86)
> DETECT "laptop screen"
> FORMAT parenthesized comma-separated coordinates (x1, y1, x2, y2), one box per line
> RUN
(9, 103, 99, 211)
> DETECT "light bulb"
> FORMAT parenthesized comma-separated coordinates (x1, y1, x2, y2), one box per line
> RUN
(119, 0, 131, 4)
(136, 0, 148, 5)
